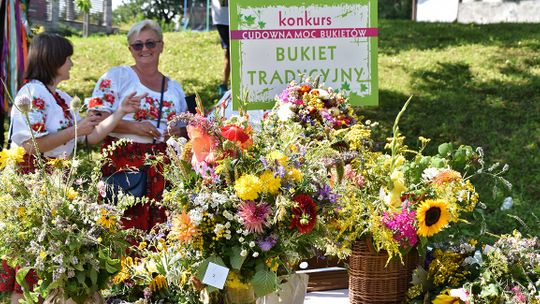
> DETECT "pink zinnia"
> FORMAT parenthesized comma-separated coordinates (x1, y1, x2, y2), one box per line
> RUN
(382, 200, 418, 248)
(238, 201, 270, 233)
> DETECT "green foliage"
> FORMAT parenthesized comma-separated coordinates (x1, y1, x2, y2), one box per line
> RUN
(113, 0, 183, 27)
(75, 0, 92, 13)
(379, 0, 412, 19)
(113, 0, 146, 25)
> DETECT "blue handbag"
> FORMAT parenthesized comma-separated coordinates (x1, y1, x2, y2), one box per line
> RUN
(104, 170, 148, 200)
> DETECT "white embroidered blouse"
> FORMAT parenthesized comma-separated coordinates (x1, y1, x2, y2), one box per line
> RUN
(10, 80, 80, 158)
(87, 66, 187, 143)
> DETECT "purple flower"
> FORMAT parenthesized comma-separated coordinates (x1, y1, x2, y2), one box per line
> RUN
(260, 155, 268, 168)
(276, 165, 286, 178)
(316, 184, 339, 204)
(143, 287, 152, 299)
(257, 235, 278, 251)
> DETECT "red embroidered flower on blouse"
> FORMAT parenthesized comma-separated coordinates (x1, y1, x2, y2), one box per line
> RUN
(99, 79, 111, 89)
(289, 194, 317, 234)
(163, 101, 172, 107)
(149, 106, 159, 119)
(31, 122, 46, 133)
(135, 109, 148, 121)
(104, 93, 115, 104)
(32, 98, 45, 110)
(88, 97, 104, 109)
(145, 97, 154, 105)
(167, 112, 177, 121)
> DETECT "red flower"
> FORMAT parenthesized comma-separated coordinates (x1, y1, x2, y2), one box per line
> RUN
(32, 98, 45, 110)
(163, 101, 172, 107)
(221, 124, 250, 144)
(99, 79, 111, 89)
(88, 97, 104, 109)
(31, 122, 46, 133)
(289, 194, 317, 234)
(167, 112, 177, 121)
(104, 93, 115, 104)
(145, 97, 154, 105)
(149, 106, 159, 119)
(135, 109, 148, 121)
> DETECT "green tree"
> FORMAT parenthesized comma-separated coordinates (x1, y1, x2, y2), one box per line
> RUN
(114, 0, 183, 26)
(76, 0, 92, 37)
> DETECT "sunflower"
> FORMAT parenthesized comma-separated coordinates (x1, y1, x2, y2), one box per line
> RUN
(416, 199, 450, 237)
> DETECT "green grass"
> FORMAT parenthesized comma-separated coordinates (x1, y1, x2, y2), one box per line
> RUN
(6, 19, 540, 239)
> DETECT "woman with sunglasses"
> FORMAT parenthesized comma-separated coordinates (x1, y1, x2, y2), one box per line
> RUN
(87, 20, 188, 232)
(2, 32, 141, 304)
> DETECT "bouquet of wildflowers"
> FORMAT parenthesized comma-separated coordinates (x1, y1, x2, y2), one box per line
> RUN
(406, 231, 540, 303)
(0, 146, 129, 303)
(272, 76, 356, 138)
(106, 228, 201, 304)
(160, 107, 338, 299)
(326, 99, 510, 261)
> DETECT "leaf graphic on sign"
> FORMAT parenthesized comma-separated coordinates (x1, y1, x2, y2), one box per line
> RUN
(341, 82, 350, 91)
(244, 15, 256, 26)
(360, 83, 369, 92)
(258, 21, 266, 29)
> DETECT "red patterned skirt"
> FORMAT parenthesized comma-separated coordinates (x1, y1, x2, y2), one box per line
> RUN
(101, 136, 169, 231)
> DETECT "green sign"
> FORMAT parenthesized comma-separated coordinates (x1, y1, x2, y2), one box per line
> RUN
(230, 0, 378, 110)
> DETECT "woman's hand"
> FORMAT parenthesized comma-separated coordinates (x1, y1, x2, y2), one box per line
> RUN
(88, 110, 111, 123)
(164, 126, 187, 140)
(135, 121, 161, 138)
(76, 116, 100, 136)
(118, 92, 147, 115)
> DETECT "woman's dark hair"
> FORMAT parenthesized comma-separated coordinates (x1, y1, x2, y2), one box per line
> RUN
(24, 32, 73, 85)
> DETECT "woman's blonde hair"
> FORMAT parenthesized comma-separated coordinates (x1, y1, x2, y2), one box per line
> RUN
(127, 20, 163, 43)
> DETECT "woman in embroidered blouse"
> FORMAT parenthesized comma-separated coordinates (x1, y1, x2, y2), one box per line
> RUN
(87, 20, 188, 232)
(9, 33, 142, 163)
(3, 33, 141, 304)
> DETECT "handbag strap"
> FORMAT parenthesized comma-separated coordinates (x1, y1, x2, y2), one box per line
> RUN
(153, 75, 166, 144)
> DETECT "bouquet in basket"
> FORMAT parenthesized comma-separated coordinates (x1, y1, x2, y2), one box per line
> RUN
(0, 145, 129, 303)
(326, 99, 511, 261)
(160, 104, 338, 301)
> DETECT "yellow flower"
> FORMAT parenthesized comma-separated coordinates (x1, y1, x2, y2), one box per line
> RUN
(266, 151, 288, 166)
(388, 170, 407, 207)
(432, 290, 464, 304)
(0, 147, 25, 169)
(113, 257, 133, 284)
(17, 207, 27, 219)
(259, 171, 281, 194)
(234, 174, 262, 200)
(169, 211, 198, 244)
(417, 199, 451, 237)
(96, 208, 116, 230)
(138, 241, 148, 250)
(39, 251, 47, 259)
(286, 167, 304, 182)
(149, 274, 167, 292)
(225, 271, 250, 289)
(66, 187, 78, 200)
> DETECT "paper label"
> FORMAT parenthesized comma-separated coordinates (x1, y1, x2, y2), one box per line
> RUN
(202, 262, 230, 289)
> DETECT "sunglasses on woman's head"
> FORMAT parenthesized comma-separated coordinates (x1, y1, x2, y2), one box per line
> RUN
(130, 40, 161, 51)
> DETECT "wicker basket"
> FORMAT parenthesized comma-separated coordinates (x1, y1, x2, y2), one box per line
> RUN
(348, 238, 418, 304)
